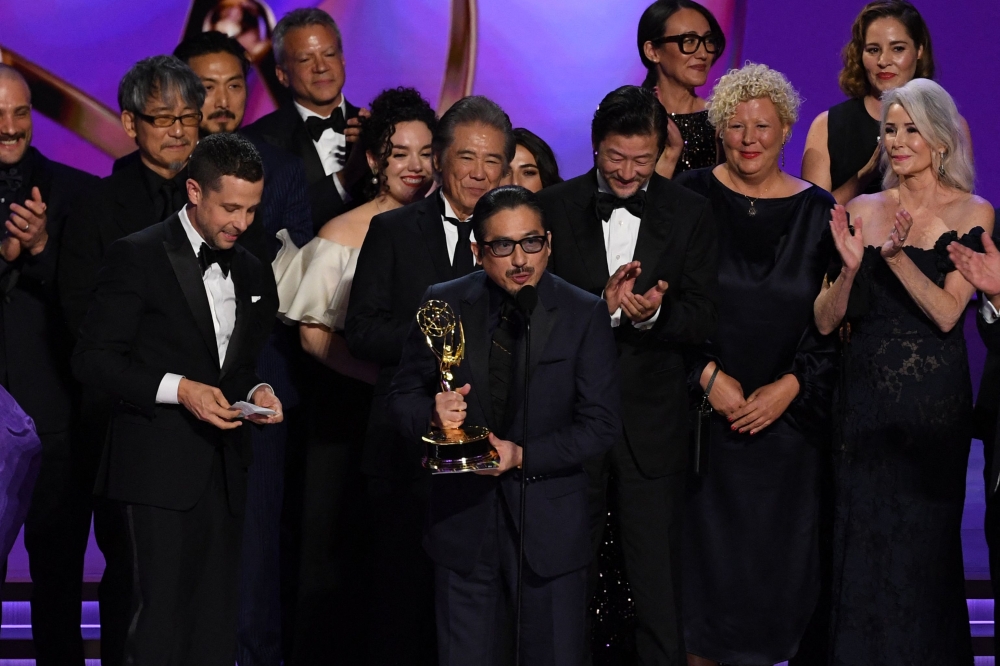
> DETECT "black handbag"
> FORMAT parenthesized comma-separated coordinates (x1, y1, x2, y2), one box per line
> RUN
(691, 365, 719, 477)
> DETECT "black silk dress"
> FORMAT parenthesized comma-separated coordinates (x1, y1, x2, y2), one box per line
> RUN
(828, 98, 883, 196)
(829, 231, 981, 666)
(676, 168, 838, 664)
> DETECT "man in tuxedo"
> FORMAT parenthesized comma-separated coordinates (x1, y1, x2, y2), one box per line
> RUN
(172, 31, 314, 666)
(345, 95, 514, 664)
(537, 85, 717, 665)
(57, 56, 207, 665)
(388, 186, 621, 665)
(72, 132, 282, 666)
(948, 223, 1000, 662)
(0, 65, 97, 665)
(243, 8, 365, 233)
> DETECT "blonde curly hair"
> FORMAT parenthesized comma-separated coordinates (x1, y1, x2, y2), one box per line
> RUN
(707, 63, 801, 132)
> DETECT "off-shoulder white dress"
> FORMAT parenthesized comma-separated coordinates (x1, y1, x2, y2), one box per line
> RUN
(272, 229, 360, 331)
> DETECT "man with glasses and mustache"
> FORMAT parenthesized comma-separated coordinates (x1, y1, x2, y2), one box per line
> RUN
(170, 30, 321, 666)
(538, 85, 717, 665)
(57, 55, 208, 666)
(345, 95, 512, 665)
(0, 64, 98, 665)
(387, 186, 621, 665)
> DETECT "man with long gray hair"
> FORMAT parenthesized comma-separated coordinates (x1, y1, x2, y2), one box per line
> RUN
(345, 94, 515, 665)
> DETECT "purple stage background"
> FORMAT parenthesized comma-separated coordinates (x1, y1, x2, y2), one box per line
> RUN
(0, 0, 998, 587)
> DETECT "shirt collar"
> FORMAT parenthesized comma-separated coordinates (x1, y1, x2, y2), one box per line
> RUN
(439, 190, 470, 223)
(178, 205, 209, 256)
(293, 97, 347, 123)
(595, 170, 651, 196)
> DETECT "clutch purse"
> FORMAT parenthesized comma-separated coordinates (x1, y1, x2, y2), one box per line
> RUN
(691, 365, 719, 477)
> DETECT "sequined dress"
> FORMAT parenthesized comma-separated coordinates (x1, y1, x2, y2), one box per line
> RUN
(829, 231, 981, 665)
(669, 110, 719, 177)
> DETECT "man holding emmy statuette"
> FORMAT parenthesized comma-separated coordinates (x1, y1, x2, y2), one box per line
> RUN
(388, 186, 621, 666)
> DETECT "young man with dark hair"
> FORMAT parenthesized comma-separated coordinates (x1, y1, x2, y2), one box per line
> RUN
(538, 84, 718, 665)
(73, 132, 281, 666)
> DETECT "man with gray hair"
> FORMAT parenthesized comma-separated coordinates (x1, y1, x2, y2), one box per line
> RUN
(345, 94, 514, 665)
(244, 7, 366, 233)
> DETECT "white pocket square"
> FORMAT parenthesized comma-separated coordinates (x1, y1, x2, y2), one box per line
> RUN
(252, 295, 262, 303)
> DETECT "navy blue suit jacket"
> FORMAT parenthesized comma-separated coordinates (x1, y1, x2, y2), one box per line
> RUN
(387, 271, 621, 578)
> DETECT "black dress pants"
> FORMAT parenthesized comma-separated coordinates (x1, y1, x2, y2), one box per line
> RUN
(122, 450, 244, 666)
(435, 490, 588, 666)
(586, 441, 686, 666)
(983, 427, 1000, 663)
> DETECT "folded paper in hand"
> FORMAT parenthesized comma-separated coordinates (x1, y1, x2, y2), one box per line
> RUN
(231, 401, 277, 418)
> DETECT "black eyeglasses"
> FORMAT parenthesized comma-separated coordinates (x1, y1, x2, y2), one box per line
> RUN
(479, 235, 548, 258)
(652, 32, 721, 55)
(133, 111, 203, 128)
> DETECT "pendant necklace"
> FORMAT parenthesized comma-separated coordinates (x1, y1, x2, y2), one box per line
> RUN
(727, 167, 771, 217)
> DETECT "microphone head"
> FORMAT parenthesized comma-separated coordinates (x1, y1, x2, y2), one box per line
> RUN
(515, 285, 538, 315)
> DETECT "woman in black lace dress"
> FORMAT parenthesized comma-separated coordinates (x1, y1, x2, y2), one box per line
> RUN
(815, 79, 994, 665)
(637, 0, 724, 178)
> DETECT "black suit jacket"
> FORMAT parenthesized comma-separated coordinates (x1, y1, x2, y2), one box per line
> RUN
(538, 169, 718, 477)
(243, 101, 360, 232)
(71, 214, 278, 511)
(0, 148, 95, 433)
(345, 194, 478, 478)
(387, 272, 621, 577)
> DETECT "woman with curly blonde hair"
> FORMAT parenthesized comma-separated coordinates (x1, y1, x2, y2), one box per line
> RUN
(674, 62, 838, 666)
(801, 0, 935, 205)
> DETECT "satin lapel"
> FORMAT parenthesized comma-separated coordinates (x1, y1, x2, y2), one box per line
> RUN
(220, 250, 252, 379)
(507, 276, 558, 431)
(569, 170, 610, 284)
(631, 174, 674, 295)
(460, 278, 494, 431)
(163, 216, 220, 367)
(416, 198, 453, 281)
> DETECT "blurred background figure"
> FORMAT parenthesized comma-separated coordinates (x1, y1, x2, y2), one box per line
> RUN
(500, 127, 562, 192)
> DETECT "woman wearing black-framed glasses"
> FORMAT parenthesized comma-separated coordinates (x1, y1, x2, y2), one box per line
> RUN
(637, 0, 726, 179)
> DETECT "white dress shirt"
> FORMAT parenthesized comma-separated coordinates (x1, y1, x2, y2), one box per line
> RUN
(982, 297, 1000, 324)
(294, 99, 350, 201)
(441, 192, 478, 267)
(596, 172, 659, 330)
(155, 207, 269, 404)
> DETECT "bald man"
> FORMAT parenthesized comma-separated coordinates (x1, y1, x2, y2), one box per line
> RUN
(0, 65, 100, 665)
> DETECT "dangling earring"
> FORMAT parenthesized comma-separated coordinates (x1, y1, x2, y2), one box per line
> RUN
(781, 144, 786, 170)
(371, 169, 379, 185)
(938, 152, 946, 178)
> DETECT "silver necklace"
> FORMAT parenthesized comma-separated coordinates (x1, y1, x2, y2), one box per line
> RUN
(726, 168, 771, 217)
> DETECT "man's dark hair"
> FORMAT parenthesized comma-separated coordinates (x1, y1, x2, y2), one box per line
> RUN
(273, 8, 342, 65)
(173, 31, 251, 77)
(361, 87, 438, 200)
(188, 132, 264, 192)
(512, 128, 563, 189)
(118, 55, 206, 115)
(472, 186, 547, 242)
(637, 0, 726, 89)
(591, 85, 668, 155)
(433, 96, 516, 169)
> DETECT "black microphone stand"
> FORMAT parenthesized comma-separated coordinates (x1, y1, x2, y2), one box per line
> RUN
(513, 285, 537, 666)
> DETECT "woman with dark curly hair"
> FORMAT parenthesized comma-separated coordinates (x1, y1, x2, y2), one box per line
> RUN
(500, 128, 563, 192)
(273, 86, 436, 377)
(801, 0, 937, 204)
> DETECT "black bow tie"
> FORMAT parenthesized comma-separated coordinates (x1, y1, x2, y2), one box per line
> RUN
(596, 191, 646, 222)
(197, 243, 233, 278)
(304, 108, 347, 142)
(0, 168, 23, 193)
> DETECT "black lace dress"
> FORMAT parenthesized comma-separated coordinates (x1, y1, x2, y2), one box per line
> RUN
(829, 230, 982, 665)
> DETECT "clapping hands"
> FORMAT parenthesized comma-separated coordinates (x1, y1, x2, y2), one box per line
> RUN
(948, 232, 1000, 297)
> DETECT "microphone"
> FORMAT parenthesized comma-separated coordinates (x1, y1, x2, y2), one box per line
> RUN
(513, 282, 536, 665)
(515, 284, 538, 316)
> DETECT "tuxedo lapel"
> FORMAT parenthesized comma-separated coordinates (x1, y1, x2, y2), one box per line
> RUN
(220, 249, 252, 379)
(415, 198, 453, 281)
(163, 216, 220, 367)
(632, 174, 674, 295)
(568, 170, 610, 284)
(460, 276, 495, 431)
(114, 161, 157, 237)
(507, 275, 558, 431)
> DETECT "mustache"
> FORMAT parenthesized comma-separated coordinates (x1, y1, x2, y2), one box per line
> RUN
(506, 266, 534, 278)
(208, 110, 237, 120)
(0, 132, 27, 142)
